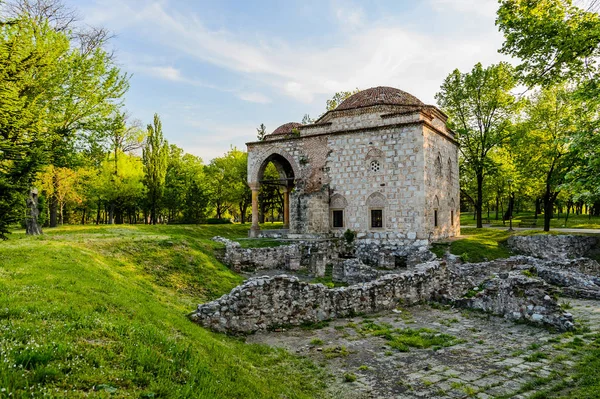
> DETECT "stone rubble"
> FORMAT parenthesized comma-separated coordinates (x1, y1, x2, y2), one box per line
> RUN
(194, 235, 599, 334)
(507, 234, 597, 259)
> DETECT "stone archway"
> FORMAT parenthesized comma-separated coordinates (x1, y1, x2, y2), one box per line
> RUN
(248, 151, 299, 237)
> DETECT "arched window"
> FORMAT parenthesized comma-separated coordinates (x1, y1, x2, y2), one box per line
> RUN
(449, 198, 456, 226)
(434, 154, 443, 179)
(330, 194, 348, 229)
(367, 192, 386, 229)
(433, 196, 440, 228)
(447, 158, 453, 182)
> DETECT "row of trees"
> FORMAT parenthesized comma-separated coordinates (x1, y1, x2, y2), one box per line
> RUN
(0, 0, 285, 238)
(435, 0, 600, 231)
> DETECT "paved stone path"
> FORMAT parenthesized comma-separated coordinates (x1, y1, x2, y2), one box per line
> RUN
(247, 298, 600, 398)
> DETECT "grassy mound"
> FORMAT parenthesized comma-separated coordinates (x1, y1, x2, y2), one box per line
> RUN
(0, 224, 324, 398)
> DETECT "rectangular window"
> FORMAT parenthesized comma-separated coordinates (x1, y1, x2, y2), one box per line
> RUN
(451, 210, 454, 226)
(434, 210, 438, 227)
(332, 210, 344, 228)
(371, 209, 383, 228)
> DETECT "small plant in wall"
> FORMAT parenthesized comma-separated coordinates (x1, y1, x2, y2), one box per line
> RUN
(299, 156, 309, 165)
(290, 127, 301, 137)
(343, 229, 356, 244)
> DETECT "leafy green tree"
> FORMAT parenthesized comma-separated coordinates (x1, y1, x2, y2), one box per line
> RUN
(45, 42, 129, 227)
(436, 62, 520, 228)
(142, 114, 168, 224)
(517, 85, 584, 230)
(497, 0, 600, 91)
(205, 148, 250, 221)
(256, 123, 267, 141)
(326, 88, 360, 111)
(163, 144, 207, 223)
(0, 17, 70, 238)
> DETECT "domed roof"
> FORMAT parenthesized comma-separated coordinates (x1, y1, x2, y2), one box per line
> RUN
(335, 86, 424, 111)
(270, 122, 303, 136)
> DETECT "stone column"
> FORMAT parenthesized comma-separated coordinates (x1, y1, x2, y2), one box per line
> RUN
(283, 187, 290, 230)
(249, 182, 260, 237)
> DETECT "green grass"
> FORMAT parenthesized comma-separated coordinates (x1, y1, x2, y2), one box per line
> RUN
(450, 228, 514, 262)
(460, 211, 600, 229)
(562, 334, 600, 398)
(355, 321, 463, 352)
(438, 226, 599, 263)
(0, 224, 325, 399)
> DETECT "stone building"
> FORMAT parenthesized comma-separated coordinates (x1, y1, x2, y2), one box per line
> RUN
(246, 86, 459, 242)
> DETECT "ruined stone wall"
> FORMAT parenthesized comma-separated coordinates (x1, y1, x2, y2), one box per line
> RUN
(452, 272, 574, 331)
(507, 235, 597, 259)
(190, 261, 447, 334)
(423, 125, 460, 240)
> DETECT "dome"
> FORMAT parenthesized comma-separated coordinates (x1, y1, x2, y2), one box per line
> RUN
(270, 122, 303, 136)
(335, 86, 424, 111)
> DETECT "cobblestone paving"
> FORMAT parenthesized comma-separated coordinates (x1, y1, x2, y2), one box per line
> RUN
(247, 298, 600, 398)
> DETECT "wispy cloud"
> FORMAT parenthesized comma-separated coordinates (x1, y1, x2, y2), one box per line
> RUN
(332, 0, 364, 29)
(428, 0, 498, 17)
(237, 92, 271, 104)
(85, 0, 507, 104)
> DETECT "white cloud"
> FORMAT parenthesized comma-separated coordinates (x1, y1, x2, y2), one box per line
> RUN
(147, 66, 183, 81)
(428, 0, 499, 17)
(237, 92, 271, 104)
(332, 0, 364, 29)
(85, 0, 509, 105)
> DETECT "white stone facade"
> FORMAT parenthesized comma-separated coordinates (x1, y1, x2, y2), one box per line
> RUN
(247, 87, 460, 241)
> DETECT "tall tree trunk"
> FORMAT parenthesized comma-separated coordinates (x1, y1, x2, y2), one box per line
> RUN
(476, 173, 483, 228)
(81, 208, 86, 225)
(49, 197, 58, 227)
(26, 188, 42, 236)
(495, 195, 499, 221)
(96, 200, 101, 225)
(543, 188, 558, 232)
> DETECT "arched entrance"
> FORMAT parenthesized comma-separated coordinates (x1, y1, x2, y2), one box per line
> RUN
(249, 152, 297, 237)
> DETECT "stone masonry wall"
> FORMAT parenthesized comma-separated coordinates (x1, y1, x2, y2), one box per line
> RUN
(190, 261, 447, 334)
(325, 124, 427, 240)
(507, 235, 597, 259)
(424, 125, 460, 240)
(247, 105, 460, 241)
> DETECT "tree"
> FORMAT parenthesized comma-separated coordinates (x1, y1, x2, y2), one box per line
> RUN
(517, 86, 583, 231)
(142, 114, 168, 224)
(0, 16, 70, 239)
(326, 88, 360, 111)
(205, 148, 250, 221)
(436, 62, 520, 228)
(497, 0, 600, 91)
(301, 114, 314, 124)
(256, 123, 267, 141)
(45, 41, 129, 227)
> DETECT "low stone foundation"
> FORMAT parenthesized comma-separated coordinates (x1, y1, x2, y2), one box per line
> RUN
(213, 236, 435, 276)
(190, 261, 447, 334)
(507, 235, 597, 259)
(196, 235, 600, 335)
(452, 272, 574, 331)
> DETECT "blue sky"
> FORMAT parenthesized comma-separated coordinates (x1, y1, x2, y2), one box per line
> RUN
(68, 0, 508, 161)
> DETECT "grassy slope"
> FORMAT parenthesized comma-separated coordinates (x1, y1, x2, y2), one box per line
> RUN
(0, 224, 324, 399)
